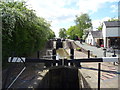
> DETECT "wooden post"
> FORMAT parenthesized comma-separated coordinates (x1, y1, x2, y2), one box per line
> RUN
(98, 63, 101, 90)
(70, 49, 74, 66)
(56, 39, 63, 49)
(112, 49, 116, 65)
(52, 49, 56, 66)
(88, 50, 90, 58)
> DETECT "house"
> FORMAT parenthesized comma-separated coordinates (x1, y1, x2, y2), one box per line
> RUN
(86, 31, 103, 46)
(102, 21, 120, 49)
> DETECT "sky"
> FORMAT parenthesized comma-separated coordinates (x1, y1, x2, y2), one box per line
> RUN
(25, 0, 119, 37)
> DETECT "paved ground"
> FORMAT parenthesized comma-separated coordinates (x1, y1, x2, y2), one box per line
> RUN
(66, 40, 119, 89)
(64, 40, 88, 59)
(80, 62, 119, 88)
(74, 41, 117, 58)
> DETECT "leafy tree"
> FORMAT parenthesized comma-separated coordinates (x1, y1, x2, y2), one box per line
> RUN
(97, 23, 103, 31)
(59, 28, 67, 38)
(75, 13, 92, 38)
(82, 27, 92, 40)
(66, 13, 92, 40)
(47, 29, 56, 39)
(66, 26, 76, 40)
(1, 1, 55, 67)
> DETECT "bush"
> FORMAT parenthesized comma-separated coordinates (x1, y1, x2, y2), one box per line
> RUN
(1, 1, 55, 67)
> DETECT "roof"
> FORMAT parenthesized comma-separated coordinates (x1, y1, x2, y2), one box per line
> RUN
(104, 21, 120, 28)
(91, 31, 102, 38)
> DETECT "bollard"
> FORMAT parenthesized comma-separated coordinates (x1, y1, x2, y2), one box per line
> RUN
(70, 49, 74, 55)
(98, 63, 101, 90)
(103, 48, 106, 57)
(113, 49, 116, 57)
(52, 49, 56, 66)
(70, 49, 74, 66)
(112, 49, 116, 65)
(52, 49, 56, 59)
(88, 50, 90, 58)
(56, 39, 63, 49)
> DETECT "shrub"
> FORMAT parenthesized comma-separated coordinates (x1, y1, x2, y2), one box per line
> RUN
(1, 1, 55, 67)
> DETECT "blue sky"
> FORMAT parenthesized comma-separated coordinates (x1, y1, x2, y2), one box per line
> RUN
(26, 0, 119, 37)
(91, 2, 118, 19)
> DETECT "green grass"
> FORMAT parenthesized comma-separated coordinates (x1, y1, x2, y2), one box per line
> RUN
(76, 47, 81, 51)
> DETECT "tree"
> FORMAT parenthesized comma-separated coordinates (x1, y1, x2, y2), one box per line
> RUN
(75, 13, 92, 38)
(97, 23, 103, 31)
(66, 26, 76, 40)
(108, 18, 120, 21)
(47, 29, 56, 39)
(1, 1, 55, 67)
(66, 13, 92, 40)
(59, 28, 67, 38)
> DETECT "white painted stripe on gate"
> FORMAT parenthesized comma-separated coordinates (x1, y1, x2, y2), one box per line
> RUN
(8, 57, 26, 62)
(102, 57, 118, 62)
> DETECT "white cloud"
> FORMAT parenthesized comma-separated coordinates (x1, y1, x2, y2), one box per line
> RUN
(92, 17, 111, 31)
(77, 0, 119, 14)
(26, 0, 80, 37)
(25, 0, 119, 37)
(111, 5, 118, 12)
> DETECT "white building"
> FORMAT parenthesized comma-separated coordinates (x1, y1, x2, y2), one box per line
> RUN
(102, 21, 120, 49)
(86, 31, 103, 46)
